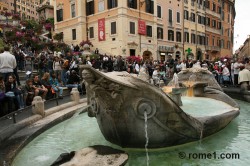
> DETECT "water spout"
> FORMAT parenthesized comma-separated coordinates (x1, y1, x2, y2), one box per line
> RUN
(144, 111, 149, 166)
(173, 73, 179, 88)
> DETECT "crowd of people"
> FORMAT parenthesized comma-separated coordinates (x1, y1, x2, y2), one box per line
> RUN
(1, 42, 250, 119)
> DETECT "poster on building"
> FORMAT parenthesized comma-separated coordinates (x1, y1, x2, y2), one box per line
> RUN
(138, 20, 146, 35)
(98, 18, 105, 41)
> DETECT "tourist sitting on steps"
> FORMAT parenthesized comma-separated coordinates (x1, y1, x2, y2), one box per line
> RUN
(5, 74, 24, 110)
(24, 79, 35, 106)
(32, 75, 48, 101)
(49, 73, 64, 99)
(66, 70, 82, 94)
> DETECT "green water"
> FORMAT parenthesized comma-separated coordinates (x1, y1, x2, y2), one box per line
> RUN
(12, 100, 250, 166)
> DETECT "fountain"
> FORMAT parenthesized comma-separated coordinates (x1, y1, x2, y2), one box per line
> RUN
(81, 65, 240, 148)
(8, 65, 244, 166)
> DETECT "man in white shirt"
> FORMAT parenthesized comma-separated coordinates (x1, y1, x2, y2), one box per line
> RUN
(233, 58, 243, 86)
(238, 66, 250, 90)
(221, 65, 230, 87)
(0, 46, 17, 81)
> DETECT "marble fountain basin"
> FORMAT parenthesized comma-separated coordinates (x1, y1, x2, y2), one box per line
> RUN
(81, 65, 240, 148)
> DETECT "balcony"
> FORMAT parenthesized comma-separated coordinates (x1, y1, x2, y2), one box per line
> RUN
(206, 26, 221, 35)
(206, 46, 220, 52)
(206, 10, 220, 18)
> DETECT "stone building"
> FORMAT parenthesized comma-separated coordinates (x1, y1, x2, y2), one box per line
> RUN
(54, 0, 235, 61)
(6, 0, 41, 20)
(157, 0, 183, 61)
(238, 36, 250, 59)
(183, 0, 206, 60)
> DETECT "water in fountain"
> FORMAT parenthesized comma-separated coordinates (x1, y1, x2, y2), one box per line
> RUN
(13, 100, 250, 166)
(144, 111, 149, 166)
(182, 74, 197, 97)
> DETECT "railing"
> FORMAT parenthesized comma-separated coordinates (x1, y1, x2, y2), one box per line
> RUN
(0, 93, 85, 126)
(206, 9, 221, 18)
(206, 26, 221, 35)
(206, 46, 220, 52)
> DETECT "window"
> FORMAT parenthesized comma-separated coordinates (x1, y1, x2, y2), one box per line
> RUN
(206, 17, 210, 26)
(191, 12, 195, 22)
(218, 6, 221, 14)
(168, 30, 174, 41)
(89, 27, 94, 38)
(221, 39, 224, 48)
(157, 5, 161, 18)
(217, 22, 221, 29)
(157, 27, 163, 39)
(128, 0, 137, 9)
(98, 0, 105, 12)
(86, 0, 94, 16)
(129, 22, 135, 34)
(177, 12, 180, 23)
(176, 32, 181, 42)
(191, 0, 194, 6)
(56, 9, 63, 22)
(191, 33, 196, 44)
(206, 0, 210, 9)
(184, 10, 189, 20)
(221, 11, 224, 20)
(212, 36, 215, 46)
(169, 9, 173, 22)
(217, 38, 220, 47)
(212, 20, 216, 28)
(108, 0, 117, 9)
(212, 3, 216, 12)
(228, 13, 230, 23)
(185, 32, 189, 43)
(146, 25, 152, 37)
(71, 3, 76, 18)
(72, 29, 76, 40)
(227, 41, 231, 49)
(111, 22, 116, 35)
(145, 0, 154, 14)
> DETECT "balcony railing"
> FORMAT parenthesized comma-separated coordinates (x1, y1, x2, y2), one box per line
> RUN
(206, 10, 220, 18)
(206, 26, 221, 35)
(206, 46, 220, 52)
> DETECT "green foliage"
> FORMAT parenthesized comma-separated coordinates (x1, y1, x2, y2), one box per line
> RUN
(53, 32, 63, 42)
(46, 18, 54, 25)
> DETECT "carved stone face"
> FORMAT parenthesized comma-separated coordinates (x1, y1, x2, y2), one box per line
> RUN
(82, 69, 95, 84)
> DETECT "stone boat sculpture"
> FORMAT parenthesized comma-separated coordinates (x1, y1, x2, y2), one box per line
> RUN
(81, 65, 240, 148)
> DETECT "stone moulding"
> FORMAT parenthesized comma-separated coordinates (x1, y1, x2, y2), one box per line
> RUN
(81, 65, 240, 148)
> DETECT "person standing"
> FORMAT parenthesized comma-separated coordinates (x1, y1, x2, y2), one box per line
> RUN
(233, 58, 243, 86)
(238, 66, 250, 91)
(0, 46, 17, 82)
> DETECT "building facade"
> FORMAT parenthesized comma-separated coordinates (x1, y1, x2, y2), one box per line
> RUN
(183, 0, 206, 60)
(238, 36, 250, 59)
(0, 0, 8, 12)
(157, 0, 183, 61)
(7, 0, 40, 20)
(54, 0, 235, 61)
(37, 0, 54, 21)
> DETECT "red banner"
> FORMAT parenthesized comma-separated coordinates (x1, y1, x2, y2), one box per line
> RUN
(138, 20, 146, 35)
(98, 18, 105, 41)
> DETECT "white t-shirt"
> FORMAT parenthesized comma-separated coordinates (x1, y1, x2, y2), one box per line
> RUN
(233, 62, 243, 75)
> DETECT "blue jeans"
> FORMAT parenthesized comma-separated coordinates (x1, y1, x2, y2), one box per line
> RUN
(52, 85, 63, 96)
(61, 69, 68, 86)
